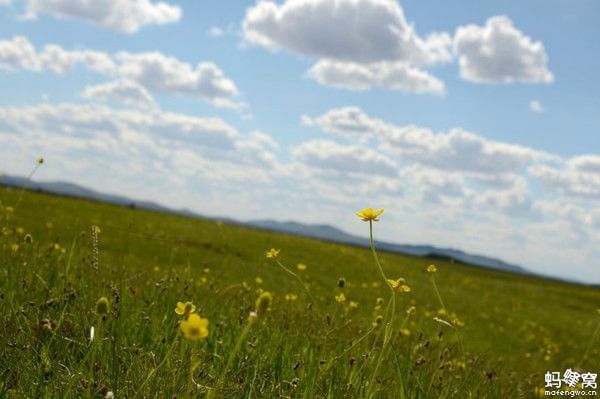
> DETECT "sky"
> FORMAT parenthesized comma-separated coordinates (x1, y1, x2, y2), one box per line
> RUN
(0, 0, 598, 283)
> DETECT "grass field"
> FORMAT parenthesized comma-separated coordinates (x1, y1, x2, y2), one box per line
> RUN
(1, 186, 599, 398)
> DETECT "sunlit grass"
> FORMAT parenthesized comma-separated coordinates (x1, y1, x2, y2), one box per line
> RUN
(0, 186, 599, 398)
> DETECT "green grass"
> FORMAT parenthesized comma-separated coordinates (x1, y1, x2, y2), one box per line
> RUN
(1, 187, 599, 398)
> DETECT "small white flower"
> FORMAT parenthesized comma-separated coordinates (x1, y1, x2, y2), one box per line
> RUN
(105, 391, 114, 399)
(90, 326, 95, 342)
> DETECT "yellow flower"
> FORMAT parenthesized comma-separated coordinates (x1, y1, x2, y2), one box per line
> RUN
(356, 208, 384, 222)
(348, 301, 359, 310)
(203, 268, 210, 274)
(406, 306, 416, 316)
(180, 313, 209, 341)
(285, 293, 298, 302)
(175, 301, 196, 317)
(335, 293, 346, 303)
(256, 291, 273, 314)
(255, 277, 263, 284)
(427, 264, 437, 273)
(265, 248, 280, 258)
(296, 263, 307, 271)
(92, 226, 101, 234)
(10, 243, 19, 252)
(372, 315, 383, 328)
(387, 278, 410, 292)
(399, 328, 411, 337)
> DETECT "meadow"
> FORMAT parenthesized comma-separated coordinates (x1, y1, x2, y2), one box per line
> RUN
(0, 186, 599, 398)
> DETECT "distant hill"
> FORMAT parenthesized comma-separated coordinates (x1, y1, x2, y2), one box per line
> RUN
(1, 174, 526, 275)
(248, 220, 527, 274)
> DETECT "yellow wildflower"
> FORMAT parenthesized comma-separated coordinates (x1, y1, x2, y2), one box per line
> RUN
(285, 293, 298, 302)
(372, 315, 383, 328)
(265, 248, 280, 258)
(255, 277, 263, 284)
(406, 306, 416, 315)
(180, 313, 209, 341)
(399, 328, 411, 337)
(296, 263, 307, 271)
(356, 208, 384, 222)
(10, 243, 19, 252)
(335, 293, 346, 303)
(175, 301, 196, 317)
(348, 301, 359, 310)
(427, 264, 437, 273)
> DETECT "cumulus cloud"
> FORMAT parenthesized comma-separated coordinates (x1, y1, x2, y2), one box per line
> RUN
(243, 0, 450, 64)
(303, 106, 555, 175)
(454, 16, 554, 83)
(307, 60, 445, 94)
(0, 102, 279, 183)
(242, 0, 450, 93)
(0, 36, 242, 108)
(24, 0, 181, 33)
(115, 52, 241, 108)
(0, 36, 115, 73)
(529, 155, 600, 199)
(292, 139, 398, 176)
(81, 80, 157, 110)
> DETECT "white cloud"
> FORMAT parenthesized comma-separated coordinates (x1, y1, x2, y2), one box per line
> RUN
(529, 100, 545, 113)
(529, 155, 600, 199)
(243, 0, 450, 92)
(292, 139, 398, 176)
(243, 0, 450, 64)
(25, 0, 182, 33)
(454, 16, 554, 84)
(0, 36, 243, 109)
(115, 52, 242, 108)
(0, 102, 279, 183)
(303, 106, 555, 175)
(0, 36, 116, 73)
(81, 80, 157, 110)
(307, 60, 445, 94)
(207, 26, 225, 38)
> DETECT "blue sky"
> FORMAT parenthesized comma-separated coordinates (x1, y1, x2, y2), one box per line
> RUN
(0, 0, 598, 283)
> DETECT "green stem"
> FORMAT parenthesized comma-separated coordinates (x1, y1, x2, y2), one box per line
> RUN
(134, 334, 179, 398)
(366, 220, 396, 398)
(275, 259, 319, 311)
(208, 315, 255, 398)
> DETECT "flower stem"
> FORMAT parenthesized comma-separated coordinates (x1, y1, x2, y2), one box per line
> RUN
(207, 315, 255, 398)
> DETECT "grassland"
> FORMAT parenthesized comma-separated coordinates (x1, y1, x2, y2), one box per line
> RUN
(1, 186, 599, 398)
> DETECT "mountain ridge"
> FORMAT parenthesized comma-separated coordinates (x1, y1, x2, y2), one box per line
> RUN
(1, 174, 526, 275)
